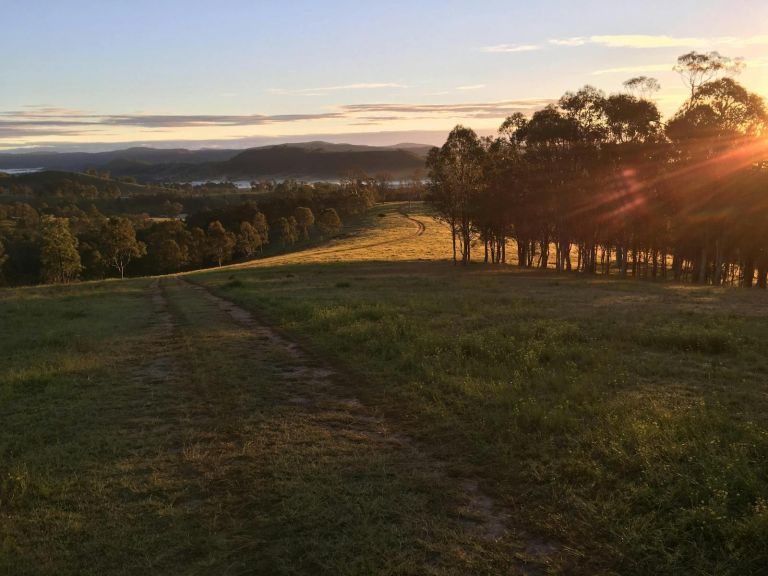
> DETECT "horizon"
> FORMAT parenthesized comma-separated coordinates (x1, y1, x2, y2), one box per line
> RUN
(3, 0, 768, 153)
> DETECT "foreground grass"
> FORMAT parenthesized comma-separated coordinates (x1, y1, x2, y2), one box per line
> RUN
(0, 279, 156, 572)
(195, 250, 768, 574)
(0, 272, 532, 574)
(4, 203, 768, 574)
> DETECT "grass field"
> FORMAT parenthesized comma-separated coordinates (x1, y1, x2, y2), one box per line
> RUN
(2, 202, 768, 575)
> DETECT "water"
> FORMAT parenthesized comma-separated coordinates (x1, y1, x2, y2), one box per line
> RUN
(0, 168, 44, 175)
(186, 179, 253, 189)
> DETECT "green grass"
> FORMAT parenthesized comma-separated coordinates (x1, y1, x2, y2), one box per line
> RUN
(4, 202, 768, 574)
(0, 274, 537, 575)
(194, 261, 768, 575)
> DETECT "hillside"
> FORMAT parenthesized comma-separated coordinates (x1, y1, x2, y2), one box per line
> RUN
(0, 170, 169, 197)
(216, 143, 428, 180)
(4, 204, 768, 574)
(0, 147, 239, 173)
(0, 142, 431, 182)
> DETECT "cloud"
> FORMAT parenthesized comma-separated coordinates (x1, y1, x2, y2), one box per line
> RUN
(268, 82, 407, 95)
(591, 63, 672, 76)
(550, 34, 768, 49)
(0, 98, 555, 146)
(340, 99, 553, 116)
(455, 84, 486, 91)
(549, 38, 588, 47)
(591, 57, 768, 75)
(0, 111, 344, 132)
(480, 44, 540, 53)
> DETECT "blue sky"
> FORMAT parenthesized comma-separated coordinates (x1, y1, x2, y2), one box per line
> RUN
(2, 0, 767, 150)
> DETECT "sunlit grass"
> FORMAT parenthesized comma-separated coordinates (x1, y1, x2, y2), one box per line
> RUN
(4, 202, 768, 574)
(194, 218, 768, 574)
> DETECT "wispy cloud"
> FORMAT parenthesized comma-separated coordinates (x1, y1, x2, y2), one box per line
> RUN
(591, 57, 768, 75)
(0, 98, 555, 144)
(268, 82, 407, 95)
(455, 84, 486, 91)
(550, 34, 768, 49)
(0, 110, 345, 138)
(339, 99, 553, 120)
(480, 44, 540, 53)
(340, 99, 552, 115)
(591, 63, 672, 76)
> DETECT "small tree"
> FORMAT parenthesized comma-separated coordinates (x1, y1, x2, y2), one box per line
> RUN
(40, 215, 82, 283)
(293, 206, 315, 240)
(237, 221, 263, 257)
(275, 216, 298, 246)
(100, 217, 146, 279)
(253, 212, 269, 249)
(206, 220, 236, 266)
(623, 76, 661, 99)
(188, 227, 207, 267)
(317, 208, 342, 239)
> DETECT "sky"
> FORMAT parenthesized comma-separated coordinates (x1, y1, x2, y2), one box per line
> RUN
(2, 0, 768, 151)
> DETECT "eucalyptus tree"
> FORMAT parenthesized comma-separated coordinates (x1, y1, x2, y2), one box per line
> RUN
(293, 206, 315, 240)
(623, 76, 661, 99)
(673, 51, 745, 102)
(426, 126, 486, 264)
(40, 215, 81, 283)
(206, 220, 236, 267)
(99, 217, 146, 279)
(236, 221, 264, 257)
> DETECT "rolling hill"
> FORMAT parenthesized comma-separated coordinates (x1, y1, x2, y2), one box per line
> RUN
(0, 142, 431, 182)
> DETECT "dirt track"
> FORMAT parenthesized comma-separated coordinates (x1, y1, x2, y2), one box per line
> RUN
(136, 275, 555, 574)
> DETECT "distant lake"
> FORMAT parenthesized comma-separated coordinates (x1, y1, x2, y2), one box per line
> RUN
(0, 168, 44, 175)
(187, 179, 253, 189)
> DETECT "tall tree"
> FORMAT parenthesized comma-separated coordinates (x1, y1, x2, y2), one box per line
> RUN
(253, 212, 269, 248)
(100, 218, 146, 279)
(674, 51, 745, 101)
(40, 215, 81, 283)
(274, 217, 298, 246)
(427, 125, 485, 264)
(236, 221, 263, 257)
(206, 221, 236, 267)
(293, 206, 315, 240)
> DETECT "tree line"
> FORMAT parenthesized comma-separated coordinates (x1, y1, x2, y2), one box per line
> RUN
(427, 52, 768, 287)
(0, 177, 379, 285)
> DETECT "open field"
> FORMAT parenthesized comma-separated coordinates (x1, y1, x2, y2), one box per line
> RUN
(2, 203, 768, 575)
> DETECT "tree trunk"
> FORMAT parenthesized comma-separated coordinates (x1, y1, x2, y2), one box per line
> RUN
(757, 265, 768, 289)
(713, 239, 723, 286)
(697, 245, 708, 284)
(742, 260, 755, 288)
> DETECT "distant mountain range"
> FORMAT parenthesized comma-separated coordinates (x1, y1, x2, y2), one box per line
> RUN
(0, 141, 431, 181)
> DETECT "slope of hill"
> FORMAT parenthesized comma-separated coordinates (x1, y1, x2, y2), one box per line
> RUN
(216, 143, 427, 180)
(0, 142, 430, 182)
(0, 170, 169, 196)
(0, 147, 239, 172)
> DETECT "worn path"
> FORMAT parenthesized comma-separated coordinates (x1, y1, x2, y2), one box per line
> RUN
(129, 276, 554, 574)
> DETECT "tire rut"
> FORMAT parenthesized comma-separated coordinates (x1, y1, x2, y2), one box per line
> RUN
(178, 277, 557, 573)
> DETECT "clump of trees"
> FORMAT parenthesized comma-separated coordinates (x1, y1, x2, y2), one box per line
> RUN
(428, 52, 768, 287)
(317, 208, 342, 239)
(0, 179, 360, 285)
